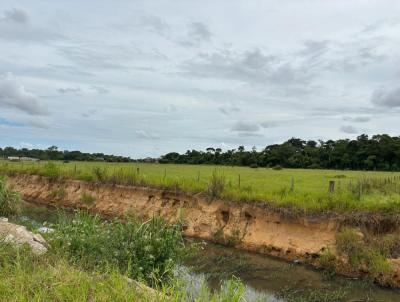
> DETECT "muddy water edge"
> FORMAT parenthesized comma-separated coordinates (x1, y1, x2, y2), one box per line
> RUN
(18, 200, 400, 302)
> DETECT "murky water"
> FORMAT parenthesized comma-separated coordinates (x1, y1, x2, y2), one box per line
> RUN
(19, 201, 400, 301)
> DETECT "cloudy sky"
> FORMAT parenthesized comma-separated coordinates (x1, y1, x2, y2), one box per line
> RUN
(1, 1, 400, 157)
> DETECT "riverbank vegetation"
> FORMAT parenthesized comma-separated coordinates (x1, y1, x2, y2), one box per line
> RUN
(1, 212, 249, 301)
(0, 178, 20, 217)
(2, 161, 400, 214)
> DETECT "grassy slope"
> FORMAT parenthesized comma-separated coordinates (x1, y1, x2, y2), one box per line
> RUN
(2, 160, 400, 213)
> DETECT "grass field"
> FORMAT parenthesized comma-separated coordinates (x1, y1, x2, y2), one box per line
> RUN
(2, 160, 400, 213)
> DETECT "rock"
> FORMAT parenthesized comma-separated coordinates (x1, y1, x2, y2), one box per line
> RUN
(0, 220, 48, 255)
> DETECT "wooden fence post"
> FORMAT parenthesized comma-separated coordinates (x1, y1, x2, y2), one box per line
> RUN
(197, 171, 200, 182)
(329, 180, 335, 193)
(238, 174, 241, 189)
(290, 177, 295, 192)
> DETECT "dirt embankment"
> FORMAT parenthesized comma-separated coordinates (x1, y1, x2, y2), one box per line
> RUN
(6, 174, 400, 286)
(7, 174, 337, 260)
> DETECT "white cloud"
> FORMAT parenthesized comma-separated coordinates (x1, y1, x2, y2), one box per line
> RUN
(0, 73, 48, 115)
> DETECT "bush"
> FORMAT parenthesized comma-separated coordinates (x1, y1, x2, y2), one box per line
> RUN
(0, 178, 21, 217)
(92, 166, 107, 183)
(272, 165, 283, 170)
(48, 212, 186, 286)
(205, 171, 226, 200)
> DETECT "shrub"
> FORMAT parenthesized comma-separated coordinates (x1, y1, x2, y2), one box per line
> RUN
(272, 165, 283, 170)
(48, 212, 186, 286)
(0, 179, 21, 217)
(92, 167, 107, 183)
(205, 171, 226, 200)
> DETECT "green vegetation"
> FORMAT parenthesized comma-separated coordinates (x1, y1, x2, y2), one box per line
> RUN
(2, 160, 400, 214)
(335, 227, 394, 281)
(49, 212, 185, 287)
(160, 134, 400, 171)
(3, 134, 400, 171)
(0, 208, 250, 301)
(0, 178, 20, 217)
(79, 191, 96, 205)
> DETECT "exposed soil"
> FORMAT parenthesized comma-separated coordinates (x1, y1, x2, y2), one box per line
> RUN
(6, 174, 400, 287)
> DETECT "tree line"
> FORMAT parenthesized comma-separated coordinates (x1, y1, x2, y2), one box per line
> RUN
(0, 146, 133, 163)
(160, 134, 400, 171)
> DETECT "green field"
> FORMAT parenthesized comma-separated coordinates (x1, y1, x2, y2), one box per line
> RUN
(2, 160, 400, 214)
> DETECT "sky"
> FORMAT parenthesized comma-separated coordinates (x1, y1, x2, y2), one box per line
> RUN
(1, 0, 400, 158)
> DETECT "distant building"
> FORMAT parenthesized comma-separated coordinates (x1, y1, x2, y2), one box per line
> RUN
(20, 157, 39, 162)
(7, 156, 20, 161)
(7, 156, 39, 162)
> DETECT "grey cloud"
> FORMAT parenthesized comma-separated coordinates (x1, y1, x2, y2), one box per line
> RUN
(231, 121, 260, 133)
(343, 116, 371, 123)
(91, 86, 109, 94)
(371, 86, 400, 107)
(139, 15, 170, 36)
(180, 22, 212, 47)
(218, 104, 240, 116)
(57, 43, 166, 70)
(0, 8, 61, 42)
(260, 121, 277, 128)
(3, 8, 29, 24)
(340, 125, 358, 134)
(0, 73, 48, 115)
(299, 40, 329, 62)
(58, 87, 82, 95)
(82, 109, 97, 118)
(27, 119, 49, 129)
(180, 48, 307, 86)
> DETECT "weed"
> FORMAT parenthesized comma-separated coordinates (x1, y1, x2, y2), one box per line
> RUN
(205, 170, 226, 200)
(80, 192, 96, 205)
(0, 178, 21, 217)
(92, 166, 107, 183)
(50, 187, 67, 200)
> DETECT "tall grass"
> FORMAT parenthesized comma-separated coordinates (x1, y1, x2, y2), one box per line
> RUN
(3, 160, 400, 213)
(0, 178, 21, 217)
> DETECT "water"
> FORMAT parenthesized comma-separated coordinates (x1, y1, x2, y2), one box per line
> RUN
(19, 201, 400, 302)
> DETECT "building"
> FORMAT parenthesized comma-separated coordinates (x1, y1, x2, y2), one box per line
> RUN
(7, 156, 39, 162)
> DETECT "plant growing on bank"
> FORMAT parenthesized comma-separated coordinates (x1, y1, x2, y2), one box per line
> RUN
(336, 228, 393, 280)
(205, 170, 226, 200)
(80, 191, 96, 205)
(0, 178, 21, 217)
(48, 212, 186, 286)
